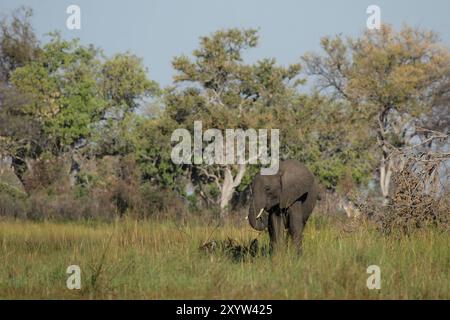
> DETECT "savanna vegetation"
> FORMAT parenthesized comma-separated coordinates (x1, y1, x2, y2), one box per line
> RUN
(0, 7, 449, 299)
(1, 216, 449, 299)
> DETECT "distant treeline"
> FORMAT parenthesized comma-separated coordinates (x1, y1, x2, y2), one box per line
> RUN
(0, 7, 449, 222)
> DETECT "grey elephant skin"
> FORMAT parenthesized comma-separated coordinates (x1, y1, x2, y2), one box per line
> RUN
(248, 159, 318, 253)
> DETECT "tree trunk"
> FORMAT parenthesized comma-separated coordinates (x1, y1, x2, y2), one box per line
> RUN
(379, 154, 392, 205)
(377, 109, 393, 206)
(379, 149, 406, 205)
(219, 164, 246, 220)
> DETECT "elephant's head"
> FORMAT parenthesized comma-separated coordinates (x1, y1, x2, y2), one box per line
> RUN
(248, 173, 280, 230)
(247, 160, 314, 231)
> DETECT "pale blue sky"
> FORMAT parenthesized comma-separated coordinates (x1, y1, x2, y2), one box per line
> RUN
(1, 0, 449, 86)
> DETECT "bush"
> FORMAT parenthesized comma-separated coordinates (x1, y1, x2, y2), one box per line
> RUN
(20, 154, 187, 220)
(0, 177, 29, 218)
(27, 190, 117, 220)
(0, 192, 28, 218)
(135, 183, 186, 219)
(23, 153, 72, 193)
(372, 159, 449, 235)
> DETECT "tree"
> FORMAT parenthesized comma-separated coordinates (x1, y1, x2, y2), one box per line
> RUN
(164, 28, 303, 218)
(9, 33, 158, 154)
(10, 34, 106, 153)
(0, 7, 42, 176)
(132, 115, 186, 191)
(0, 6, 40, 82)
(303, 24, 450, 202)
(279, 93, 376, 192)
(92, 52, 160, 156)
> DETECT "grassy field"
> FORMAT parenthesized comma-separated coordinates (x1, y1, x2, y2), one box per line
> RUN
(0, 215, 448, 299)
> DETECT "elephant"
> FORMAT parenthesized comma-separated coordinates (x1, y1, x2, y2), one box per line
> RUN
(247, 159, 318, 254)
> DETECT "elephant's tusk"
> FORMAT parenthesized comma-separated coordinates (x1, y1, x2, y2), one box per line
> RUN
(256, 208, 264, 219)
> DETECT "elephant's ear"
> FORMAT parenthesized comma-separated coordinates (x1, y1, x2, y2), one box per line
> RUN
(279, 166, 313, 209)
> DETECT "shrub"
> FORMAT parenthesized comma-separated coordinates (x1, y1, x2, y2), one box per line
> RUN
(0, 192, 28, 218)
(23, 153, 72, 193)
(0, 173, 29, 218)
(135, 182, 186, 218)
(373, 159, 449, 235)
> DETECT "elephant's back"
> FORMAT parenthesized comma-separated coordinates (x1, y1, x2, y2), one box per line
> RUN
(280, 160, 315, 180)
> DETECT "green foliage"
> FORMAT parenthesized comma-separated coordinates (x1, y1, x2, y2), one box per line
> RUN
(142, 27, 377, 200)
(2, 6, 447, 220)
(258, 93, 376, 191)
(165, 28, 306, 205)
(0, 180, 27, 199)
(101, 53, 160, 111)
(9, 33, 159, 155)
(133, 116, 185, 191)
(10, 34, 105, 150)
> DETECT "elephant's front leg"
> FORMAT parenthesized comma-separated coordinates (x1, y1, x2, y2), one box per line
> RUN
(268, 211, 285, 254)
(287, 202, 306, 255)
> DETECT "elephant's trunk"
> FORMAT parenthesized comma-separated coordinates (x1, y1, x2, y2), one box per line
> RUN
(248, 200, 268, 231)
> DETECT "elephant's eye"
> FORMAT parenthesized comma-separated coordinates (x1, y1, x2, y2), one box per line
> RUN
(264, 185, 271, 192)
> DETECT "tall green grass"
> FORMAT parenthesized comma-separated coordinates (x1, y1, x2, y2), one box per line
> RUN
(0, 216, 448, 299)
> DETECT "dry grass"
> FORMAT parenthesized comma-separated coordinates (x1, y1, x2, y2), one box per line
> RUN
(0, 215, 448, 299)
